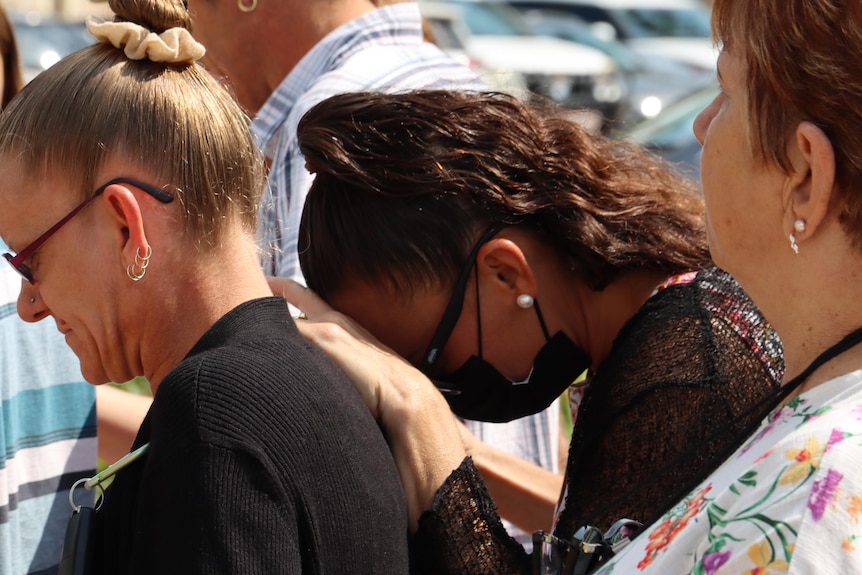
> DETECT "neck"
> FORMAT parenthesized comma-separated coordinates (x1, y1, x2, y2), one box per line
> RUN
(140, 238, 273, 393)
(748, 244, 862, 397)
(574, 268, 670, 368)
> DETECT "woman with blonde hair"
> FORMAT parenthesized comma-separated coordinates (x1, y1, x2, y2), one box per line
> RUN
(0, 0, 408, 572)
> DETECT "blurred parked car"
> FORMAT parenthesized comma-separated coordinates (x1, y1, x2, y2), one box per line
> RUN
(10, 11, 93, 83)
(420, 0, 625, 131)
(420, 1, 530, 97)
(503, 0, 717, 75)
(519, 8, 706, 129)
(622, 83, 719, 186)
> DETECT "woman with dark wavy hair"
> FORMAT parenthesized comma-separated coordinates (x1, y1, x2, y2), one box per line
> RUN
(277, 89, 784, 573)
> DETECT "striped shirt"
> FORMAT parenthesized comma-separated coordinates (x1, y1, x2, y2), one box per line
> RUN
(252, 2, 487, 280)
(0, 252, 96, 575)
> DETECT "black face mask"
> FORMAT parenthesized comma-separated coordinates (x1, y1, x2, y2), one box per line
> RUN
(434, 328, 590, 423)
(419, 225, 591, 423)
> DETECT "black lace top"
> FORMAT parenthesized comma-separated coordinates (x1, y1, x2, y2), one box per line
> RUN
(409, 266, 784, 574)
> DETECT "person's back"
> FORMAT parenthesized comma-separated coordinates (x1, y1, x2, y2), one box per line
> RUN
(0, 247, 97, 575)
(555, 265, 783, 533)
(94, 298, 408, 572)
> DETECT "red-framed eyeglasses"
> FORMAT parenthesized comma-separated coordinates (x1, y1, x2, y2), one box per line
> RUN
(2, 177, 174, 284)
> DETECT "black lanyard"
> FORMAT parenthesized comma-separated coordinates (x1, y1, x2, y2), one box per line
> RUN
(588, 324, 862, 533)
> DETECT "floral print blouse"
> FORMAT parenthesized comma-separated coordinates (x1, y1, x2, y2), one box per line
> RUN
(596, 370, 862, 574)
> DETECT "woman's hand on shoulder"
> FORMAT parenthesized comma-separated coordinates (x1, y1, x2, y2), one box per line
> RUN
(274, 277, 452, 425)
(275, 277, 468, 529)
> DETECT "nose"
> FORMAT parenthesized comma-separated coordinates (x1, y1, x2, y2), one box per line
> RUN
(693, 94, 721, 146)
(17, 280, 49, 323)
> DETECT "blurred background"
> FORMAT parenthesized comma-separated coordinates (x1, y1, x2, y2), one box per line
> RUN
(2, 0, 715, 184)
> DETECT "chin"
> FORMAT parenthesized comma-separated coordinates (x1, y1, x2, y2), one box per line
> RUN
(80, 363, 112, 385)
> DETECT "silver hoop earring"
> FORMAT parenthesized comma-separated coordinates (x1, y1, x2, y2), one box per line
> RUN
(238, 0, 257, 12)
(516, 294, 534, 309)
(789, 233, 800, 255)
(127, 246, 152, 282)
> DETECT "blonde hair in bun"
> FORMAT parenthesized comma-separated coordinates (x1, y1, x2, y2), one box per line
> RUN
(0, 0, 265, 253)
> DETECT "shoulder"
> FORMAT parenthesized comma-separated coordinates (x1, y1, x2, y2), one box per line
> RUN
(594, 266, 782, 398)
(595, 374, 862, 574)
(151, 301, 375, 442)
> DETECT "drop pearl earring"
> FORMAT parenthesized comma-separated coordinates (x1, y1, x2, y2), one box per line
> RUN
(790, 219, 805, 255)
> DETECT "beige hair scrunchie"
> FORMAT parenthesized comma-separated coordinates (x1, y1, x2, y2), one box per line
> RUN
(86, 17, 205, 64)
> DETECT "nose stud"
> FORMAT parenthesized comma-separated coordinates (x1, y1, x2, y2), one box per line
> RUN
(29, 297, 36, 303)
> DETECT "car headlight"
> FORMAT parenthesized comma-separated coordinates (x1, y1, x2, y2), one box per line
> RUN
(639, 96, 663, 119)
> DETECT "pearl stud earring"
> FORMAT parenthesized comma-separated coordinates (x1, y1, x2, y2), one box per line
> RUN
(516, 294, 534, 309)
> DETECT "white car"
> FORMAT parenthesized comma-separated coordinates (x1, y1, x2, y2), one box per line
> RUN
(519, 8, 710, 129)
(419, 2, 530, 96)
(503, 0, 718, 74)
(420, 0, 626, 131)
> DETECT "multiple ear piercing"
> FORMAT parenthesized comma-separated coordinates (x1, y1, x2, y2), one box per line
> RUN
(126, 246, 152, 282)
(789, 219, 806, 255)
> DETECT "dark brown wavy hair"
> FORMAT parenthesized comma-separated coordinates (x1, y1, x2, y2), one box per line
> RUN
(297, 90, 709, 300)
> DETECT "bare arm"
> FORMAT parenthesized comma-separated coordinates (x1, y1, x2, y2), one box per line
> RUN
(96, 384, 152, 463)
(277, 278, 467, 531)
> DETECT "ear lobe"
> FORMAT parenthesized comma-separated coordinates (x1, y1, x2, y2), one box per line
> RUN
(784, 121, 836, 241)
(477, 238, 536, 295)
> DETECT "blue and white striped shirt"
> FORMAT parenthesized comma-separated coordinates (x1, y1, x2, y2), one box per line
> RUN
(0, 247, 96, 575)
(252, 2, 487, 280)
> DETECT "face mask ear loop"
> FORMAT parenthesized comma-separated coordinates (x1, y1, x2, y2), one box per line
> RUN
(419, 224, 503, 372)
(532, 299, 552, 341)
(475, 264, 484, 359)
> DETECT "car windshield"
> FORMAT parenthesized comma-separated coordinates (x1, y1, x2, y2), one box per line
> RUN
(446, 1, 528, 36)
(612, 7, 711, 39)
(625, 84, 718, 148)
(525, 11, 639, 70)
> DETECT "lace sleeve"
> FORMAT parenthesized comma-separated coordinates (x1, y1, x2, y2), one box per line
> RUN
(409, 457, 532, 575)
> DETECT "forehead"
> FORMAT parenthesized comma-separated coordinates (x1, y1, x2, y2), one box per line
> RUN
(327, 277, 449, 366)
